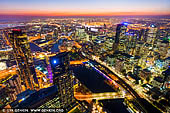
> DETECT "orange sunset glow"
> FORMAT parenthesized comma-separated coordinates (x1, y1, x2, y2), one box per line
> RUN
(1, 11, 170, 16)
(0, 0, 170, 16)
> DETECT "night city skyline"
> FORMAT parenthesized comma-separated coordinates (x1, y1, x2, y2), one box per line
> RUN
(0, 0, 170, 113)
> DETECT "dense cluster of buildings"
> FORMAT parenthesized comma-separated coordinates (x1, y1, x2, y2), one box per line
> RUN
(80, 18, 170, 112)
(0, 17, 170, 112)
(0, 22, 82, 112)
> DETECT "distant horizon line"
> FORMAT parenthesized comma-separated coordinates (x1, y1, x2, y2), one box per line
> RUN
(0, 14, 170, 17)
(0, 11, 170, 17)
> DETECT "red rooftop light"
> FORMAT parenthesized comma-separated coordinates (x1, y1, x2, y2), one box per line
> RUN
(12, 29, 21, 32)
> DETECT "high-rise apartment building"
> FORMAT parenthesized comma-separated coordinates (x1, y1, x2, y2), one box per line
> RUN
(9, 29, 39, 90)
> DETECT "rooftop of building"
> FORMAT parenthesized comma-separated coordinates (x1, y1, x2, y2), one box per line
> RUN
(121, 53, 133, 58)
(29, 42, 45, 52)
(154, 77, 164, 83)
(50, 43, 59, 53)
(32, 39, 49, 45)
(16, 89, 36, 101)
(17, 85, 58, 108)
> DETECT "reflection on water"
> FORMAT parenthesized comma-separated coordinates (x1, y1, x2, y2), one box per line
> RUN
(71, 65, 115, 93)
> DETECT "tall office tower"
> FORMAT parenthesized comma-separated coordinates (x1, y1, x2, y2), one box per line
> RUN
(126, 33, 138, 55)
(135, 42, 144, 56)
(53, 28, 58, 39)
(49, 52, 75, 111)
(139, 29, 149, 42)
(147, 25, 158, 45)
(157, 27, 170, 40)
(9, 29, 39, 90)
(113, 23, 128, 52)
(139, 29, 144, 41)
(159, 40, 169, 59)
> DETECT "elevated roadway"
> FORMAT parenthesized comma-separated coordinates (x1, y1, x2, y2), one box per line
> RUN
(74, 92, 131, 101)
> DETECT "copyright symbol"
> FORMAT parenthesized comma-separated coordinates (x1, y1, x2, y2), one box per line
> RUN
(2, 109, 6, 112)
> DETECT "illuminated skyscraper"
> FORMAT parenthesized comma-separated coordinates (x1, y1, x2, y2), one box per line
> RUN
(113, 23, 128, 52)
(53, 28, 58, 39)
(139, 29, 148, 42)
(49, 52, 75, 111)
(9, 29, 39, 90)
(147, 24, 158, 45)
(126, 32, 138, 55)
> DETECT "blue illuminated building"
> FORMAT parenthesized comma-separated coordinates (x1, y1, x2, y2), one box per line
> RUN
(122, 22, 129, 26)
(49, 52, 75, 111)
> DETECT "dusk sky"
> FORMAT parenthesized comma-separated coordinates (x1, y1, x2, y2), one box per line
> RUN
(0, 0, 170, 16)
